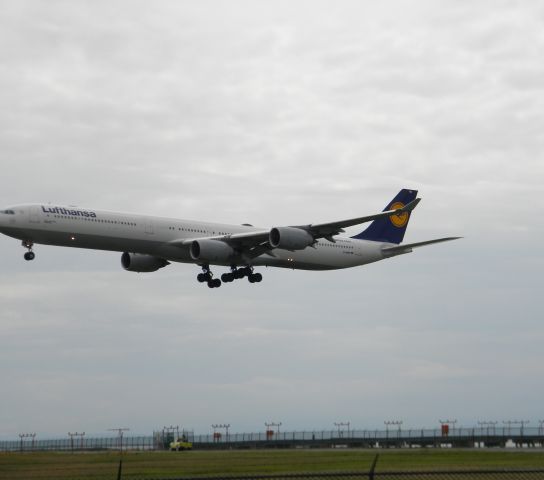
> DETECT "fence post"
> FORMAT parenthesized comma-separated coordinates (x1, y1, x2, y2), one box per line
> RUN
(116, 459, 123, 480)
(368, 454, 379, 480)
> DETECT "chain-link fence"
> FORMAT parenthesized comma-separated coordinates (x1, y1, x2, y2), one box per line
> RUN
(1, 426, 543, 452)
(115, 454, 544, 480)
(0, 435, 157, 452)
(0, 431, 195, 452)
(138, 470, 544, 480)
(190, 426, 544, 447)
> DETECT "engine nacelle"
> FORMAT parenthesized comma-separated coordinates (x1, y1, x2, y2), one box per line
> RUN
(190, 239, 235, 262)
(269, 227, 314, 250)
(121, 252, 169, 272)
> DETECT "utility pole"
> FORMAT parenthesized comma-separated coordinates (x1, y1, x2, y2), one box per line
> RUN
(108, 428, 130, 455)
(68, 432, 85, 453)
(334, 422, 351, 438)
(19, 433, 36, 452)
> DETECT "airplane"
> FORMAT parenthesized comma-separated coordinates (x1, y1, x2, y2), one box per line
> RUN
(0, 189, 460, 288)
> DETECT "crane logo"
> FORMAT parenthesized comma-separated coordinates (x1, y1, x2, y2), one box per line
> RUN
(389, 202, 409, 228)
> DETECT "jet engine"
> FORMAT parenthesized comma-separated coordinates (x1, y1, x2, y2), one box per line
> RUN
(190, 239, 235, 263)
(269, 227, 314, 250)
(121, 252, 169, 272)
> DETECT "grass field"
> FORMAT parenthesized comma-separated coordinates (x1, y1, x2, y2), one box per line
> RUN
(1, 449, 544, 479)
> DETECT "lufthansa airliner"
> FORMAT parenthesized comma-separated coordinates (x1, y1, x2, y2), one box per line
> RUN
(0, 189, 459, 288)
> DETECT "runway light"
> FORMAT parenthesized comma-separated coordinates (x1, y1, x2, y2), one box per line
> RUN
(70, 236, 75, 240)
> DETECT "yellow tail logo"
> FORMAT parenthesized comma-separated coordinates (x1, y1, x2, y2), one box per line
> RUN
(389, 202, 409, 228)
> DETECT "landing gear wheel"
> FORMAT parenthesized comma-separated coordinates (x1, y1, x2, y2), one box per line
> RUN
(221, 273, 234, 283)
(243, 267, 253, 277)
(247, 268, 262, 283)
(199, 265, 217, 286)
(22, 240, 35, 261)
(207, 278, 222, 288)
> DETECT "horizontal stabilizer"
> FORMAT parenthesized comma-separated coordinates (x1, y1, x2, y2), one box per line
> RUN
(382, 237, 462, 257)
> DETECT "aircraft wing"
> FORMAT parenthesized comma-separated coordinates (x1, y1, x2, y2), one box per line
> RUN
(168, 231, 273, 258)
(168, 197, 422, 257)
(292, 197, 421, 240)
(170, 230, 269, 248)
(381, 237, 462, 257)
(212, 231, 274, 258)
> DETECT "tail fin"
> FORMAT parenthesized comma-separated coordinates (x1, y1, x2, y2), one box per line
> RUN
(351, 189, 418, 244)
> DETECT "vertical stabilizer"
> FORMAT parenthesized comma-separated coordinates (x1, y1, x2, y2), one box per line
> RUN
(351, 189, 418, 244)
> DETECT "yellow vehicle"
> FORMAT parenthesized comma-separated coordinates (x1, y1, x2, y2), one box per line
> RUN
(169, 436, 193, 451)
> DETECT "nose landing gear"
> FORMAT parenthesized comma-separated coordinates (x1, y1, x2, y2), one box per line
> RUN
(22, 240, 35, 261)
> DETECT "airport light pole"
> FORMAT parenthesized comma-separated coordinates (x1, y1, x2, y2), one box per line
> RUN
(477, 421, 497, 436)
(265, 422, 282, 440)
(334, 422, 351, 438)
(439, 419, 457, 436)
(211, 424, 231, 442)
(163, 425, 179, 440)
(19, 433, 36, 452)
(108, 428, 130, 455)
(265, 422, 282, 434)
(68, 432, 85, 453)
(384, 421, 403, 443)
(519, 420, 530, 437)
(539, 420, 544, 436)
(503, 420, 529, 437)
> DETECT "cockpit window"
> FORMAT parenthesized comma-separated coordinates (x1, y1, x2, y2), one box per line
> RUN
(1, 209, 15, 215)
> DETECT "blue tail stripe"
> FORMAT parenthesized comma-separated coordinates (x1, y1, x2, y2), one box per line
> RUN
(351, 189, 418, 244)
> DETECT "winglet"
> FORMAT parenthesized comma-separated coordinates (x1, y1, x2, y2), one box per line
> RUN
(399, 197, 421, 213)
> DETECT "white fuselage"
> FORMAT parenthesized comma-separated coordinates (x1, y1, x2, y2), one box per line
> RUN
(0, 204, 390, 271)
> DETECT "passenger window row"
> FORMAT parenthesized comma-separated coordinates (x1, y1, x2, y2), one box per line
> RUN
(52, 215, 136, 226)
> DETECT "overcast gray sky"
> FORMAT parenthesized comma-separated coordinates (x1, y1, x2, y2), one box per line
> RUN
(1, 0, 543, 439)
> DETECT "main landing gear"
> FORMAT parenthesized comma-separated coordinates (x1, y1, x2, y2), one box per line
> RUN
(196, 265, 221, 288)
(221, 266, 262, 284)
(22, 240, 35, 261)
(197, 265, 263, 288)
